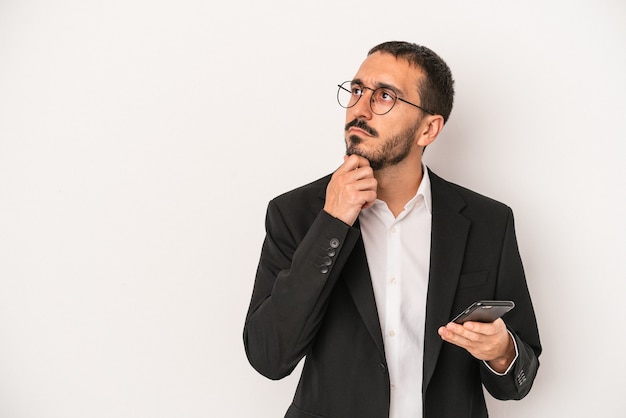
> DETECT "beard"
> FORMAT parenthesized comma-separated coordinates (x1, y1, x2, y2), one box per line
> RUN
(345, 119, 420, 170)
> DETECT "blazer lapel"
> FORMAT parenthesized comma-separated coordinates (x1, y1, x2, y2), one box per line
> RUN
(343, 223, 386, 358)
(422, 170, 470, 393)
(317, 182, 385, 358)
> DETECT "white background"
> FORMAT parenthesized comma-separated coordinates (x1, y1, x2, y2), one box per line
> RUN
(1, 1, 624, 417)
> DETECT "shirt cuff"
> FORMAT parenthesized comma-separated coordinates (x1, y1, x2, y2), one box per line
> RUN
(482, 330, 519, 376)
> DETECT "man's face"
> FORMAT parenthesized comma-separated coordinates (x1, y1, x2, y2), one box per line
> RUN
(344, 52, 427, 170)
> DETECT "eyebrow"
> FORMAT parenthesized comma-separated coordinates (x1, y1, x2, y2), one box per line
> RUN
(351, 78, 406, 96)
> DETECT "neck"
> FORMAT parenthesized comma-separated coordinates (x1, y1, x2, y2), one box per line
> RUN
(374, 152, 424, 217)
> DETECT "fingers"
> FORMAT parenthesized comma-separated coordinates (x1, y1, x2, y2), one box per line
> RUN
(334, 155, 374, 191)
(335, 154, 371, 175)
(438, 319, 509, 362)
(438, 322, 474, 346)
(447, 320, 500, 339)
(324, 155, 377, 226)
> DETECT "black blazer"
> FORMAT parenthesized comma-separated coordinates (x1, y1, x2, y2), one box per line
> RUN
(244, 169, 541, 418)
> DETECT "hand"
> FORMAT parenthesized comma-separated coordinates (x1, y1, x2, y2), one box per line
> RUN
(438, 318, 515, 373)
(324, 155, 377, 226)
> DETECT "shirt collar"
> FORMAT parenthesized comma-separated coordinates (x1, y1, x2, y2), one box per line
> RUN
(403, 164, 432, 215)
(369, 164, 433, 215)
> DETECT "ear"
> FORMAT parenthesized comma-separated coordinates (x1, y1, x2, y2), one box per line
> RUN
(416, 115, 445, 147)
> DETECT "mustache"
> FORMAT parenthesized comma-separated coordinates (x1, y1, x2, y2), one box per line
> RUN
(345, 119, 378, 137)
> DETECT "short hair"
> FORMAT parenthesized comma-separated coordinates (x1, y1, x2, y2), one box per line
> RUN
(368, 41, 455, 123)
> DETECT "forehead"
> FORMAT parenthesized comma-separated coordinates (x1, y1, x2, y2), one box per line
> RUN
(352, 52, 424, 94)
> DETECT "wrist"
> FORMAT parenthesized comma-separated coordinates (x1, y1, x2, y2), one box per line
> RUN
(487, 334, 516, 373)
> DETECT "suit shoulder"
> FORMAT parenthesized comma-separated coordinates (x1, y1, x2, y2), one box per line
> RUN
(263, 174, 332, 233)
(429, 170, 512, 216)
(450, 182, 510, 211)
(271, 174, 332, 206)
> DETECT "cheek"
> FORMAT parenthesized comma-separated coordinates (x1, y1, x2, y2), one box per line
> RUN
(345, 110, 357, 125)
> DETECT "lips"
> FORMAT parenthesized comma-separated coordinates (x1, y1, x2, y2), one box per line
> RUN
(345, 119, 378, 137)
(348, 126, 372, 136)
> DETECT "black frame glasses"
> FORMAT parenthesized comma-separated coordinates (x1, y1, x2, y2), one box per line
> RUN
(337, 81, 435, 116)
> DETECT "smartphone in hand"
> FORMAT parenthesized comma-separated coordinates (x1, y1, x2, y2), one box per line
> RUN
(451, 300, 514, 324)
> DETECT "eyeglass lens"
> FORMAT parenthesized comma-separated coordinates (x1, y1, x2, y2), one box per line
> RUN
(337, 81, 397, 115)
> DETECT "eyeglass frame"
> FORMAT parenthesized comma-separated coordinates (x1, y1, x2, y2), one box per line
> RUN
(337, 80, 435, 116)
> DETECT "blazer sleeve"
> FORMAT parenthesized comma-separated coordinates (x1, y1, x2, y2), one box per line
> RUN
(243, 200, 361, 380)
(480, 209, 542, 400)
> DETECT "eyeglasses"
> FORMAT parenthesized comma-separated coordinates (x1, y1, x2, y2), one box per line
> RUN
(337, 81, 434, 116)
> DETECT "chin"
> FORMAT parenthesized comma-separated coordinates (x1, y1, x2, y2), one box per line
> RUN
(346, 149, 384, 170)
(345, 145, 367, 160)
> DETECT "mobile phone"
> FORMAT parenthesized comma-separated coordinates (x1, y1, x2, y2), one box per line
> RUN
(451, 300, 514, 324)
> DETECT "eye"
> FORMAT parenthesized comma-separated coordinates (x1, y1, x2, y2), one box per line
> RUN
(351, 86, 363, 96)
(375, 88, 396, 102)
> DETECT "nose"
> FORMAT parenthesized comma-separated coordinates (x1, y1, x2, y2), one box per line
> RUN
(349, 89, 374, 120)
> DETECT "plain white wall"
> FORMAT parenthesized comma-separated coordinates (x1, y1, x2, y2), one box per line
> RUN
(1, 1, 624, 417)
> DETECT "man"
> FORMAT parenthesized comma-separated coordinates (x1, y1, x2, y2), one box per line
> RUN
(244, 41, 541, 418)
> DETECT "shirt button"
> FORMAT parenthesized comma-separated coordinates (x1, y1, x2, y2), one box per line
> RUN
(390, 226, 397, 234)
(388, 330, 395, 337)
(329, 238, 340, 248)
(389, 277, 397, 285)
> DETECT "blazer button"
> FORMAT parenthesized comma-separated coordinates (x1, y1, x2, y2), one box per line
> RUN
(329, 238, 340, 248)
(379, 363, 387, 373)
(320, 265, 329, 274)
(327, 247, 336, 257)
(322, 256, 332, 266)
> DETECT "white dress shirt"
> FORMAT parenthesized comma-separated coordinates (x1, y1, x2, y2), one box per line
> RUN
(359, 167, 432, 418)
